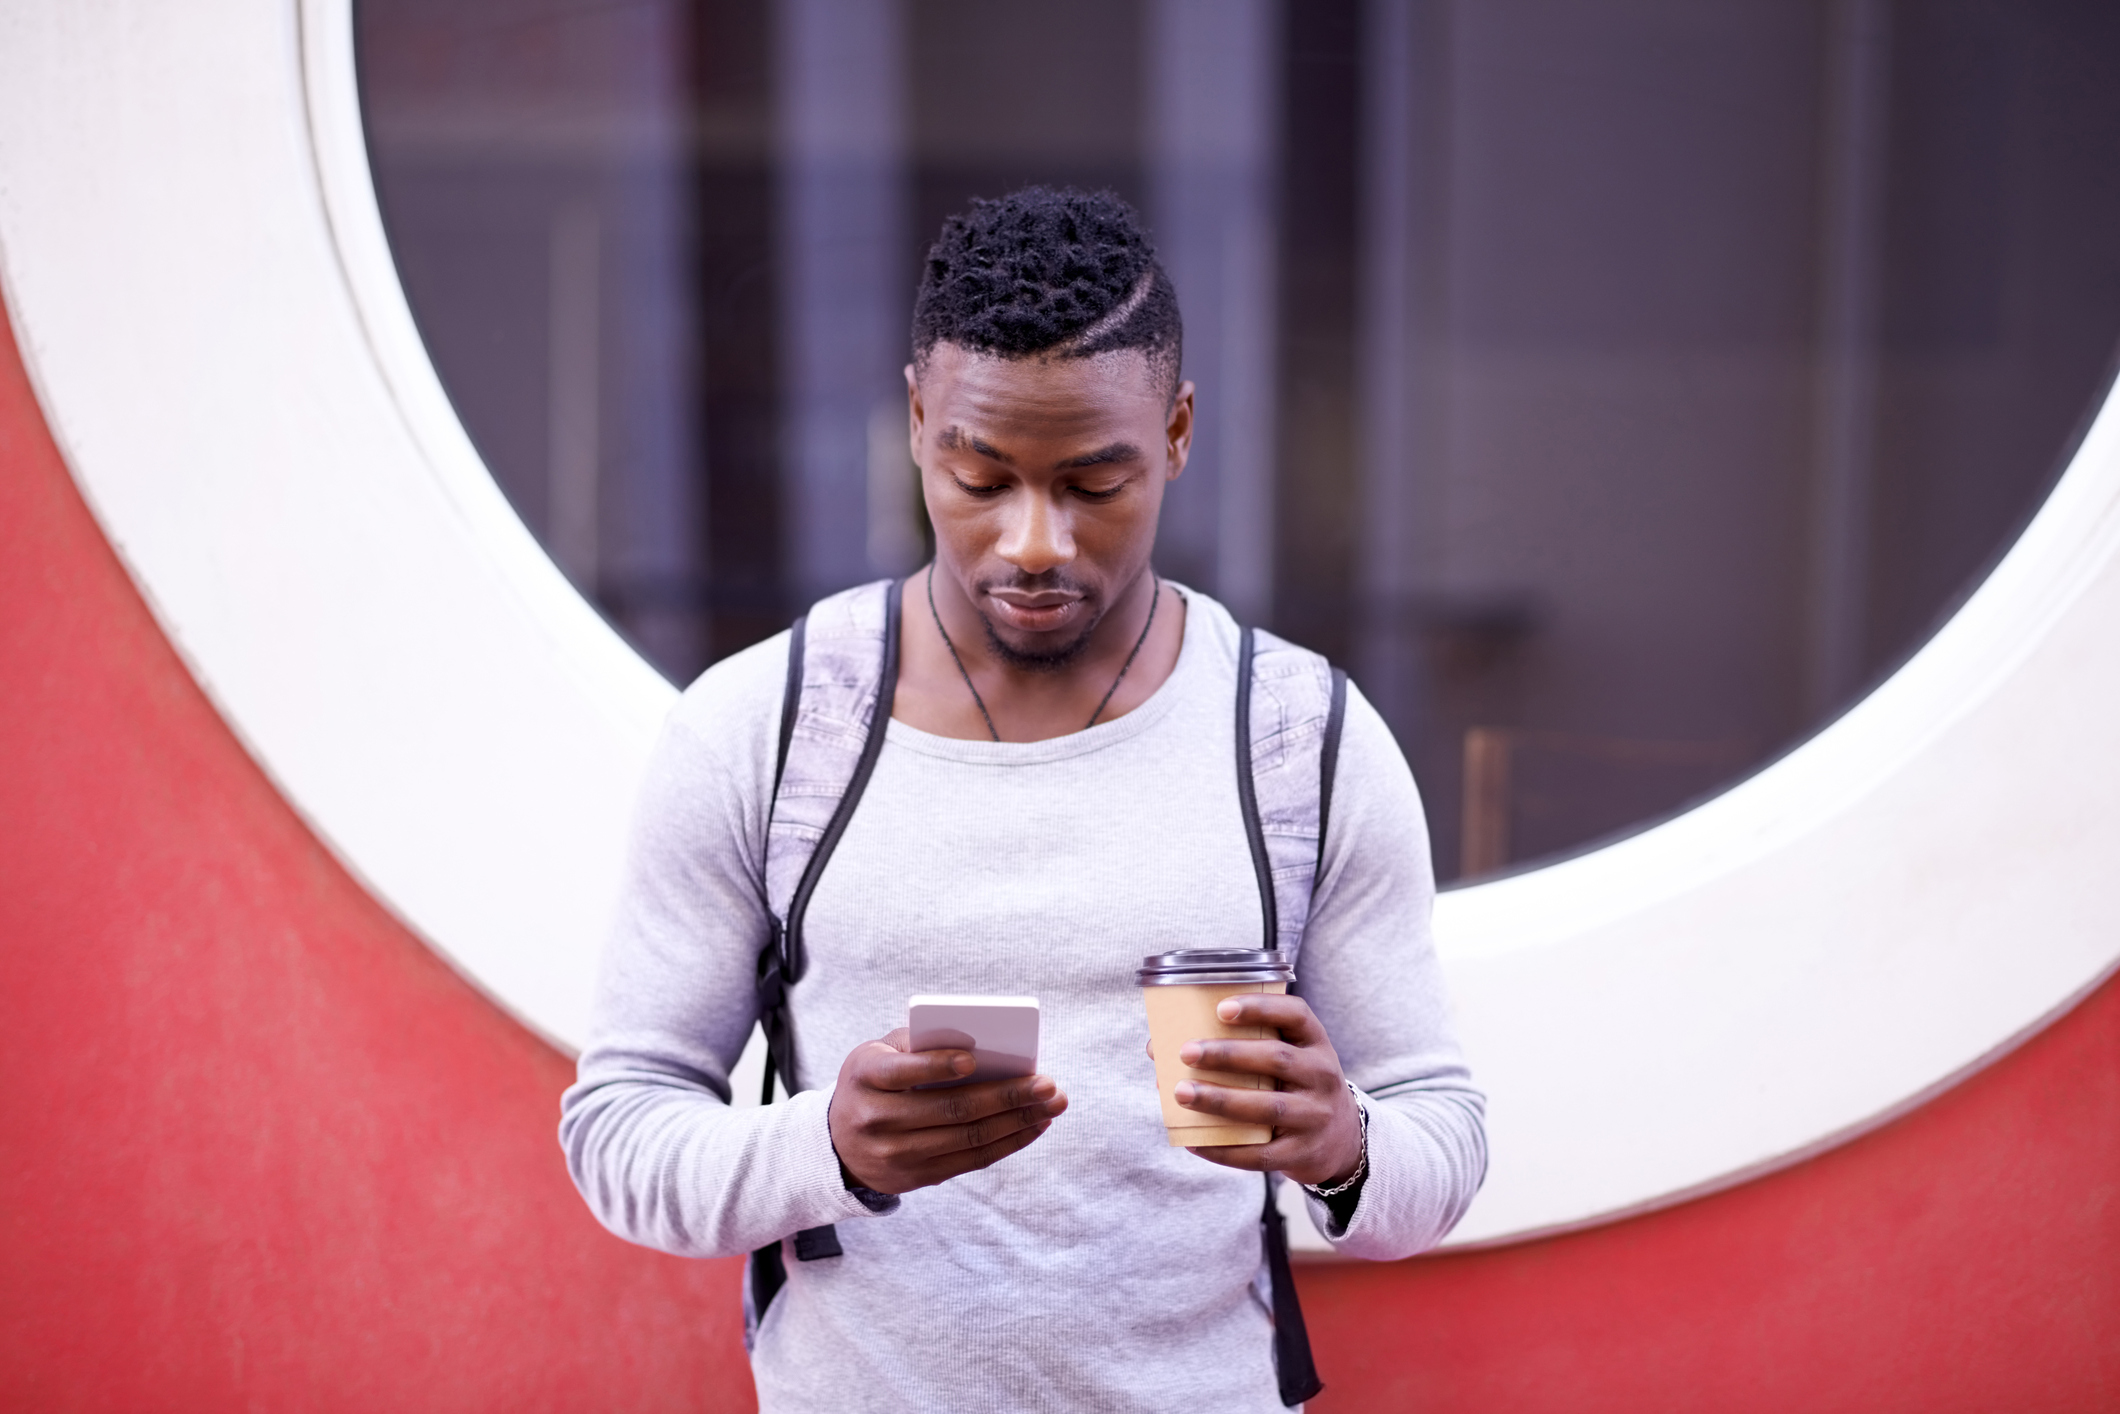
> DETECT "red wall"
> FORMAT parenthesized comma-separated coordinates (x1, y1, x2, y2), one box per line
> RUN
(1301, 973, 2120, 1413)
(0, 311, 749, 1408)
(2, 296, 2115, 1411)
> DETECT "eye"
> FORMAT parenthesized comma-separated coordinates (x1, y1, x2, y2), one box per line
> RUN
(951, 476, 1007, 498)
(1072, 483, 1125, 502)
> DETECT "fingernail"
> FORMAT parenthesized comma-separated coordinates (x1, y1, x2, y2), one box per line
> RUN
(1179, 1044, 1201, 1066)
(1217, 999, 1240, 1022)
(1175, 1082, 1196, 1105)
(952, 1053, 974, 1073)
(1031, 1077, 1056, 1100)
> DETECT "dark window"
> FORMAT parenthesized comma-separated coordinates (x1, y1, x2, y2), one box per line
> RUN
(358, 0, 2120, 881)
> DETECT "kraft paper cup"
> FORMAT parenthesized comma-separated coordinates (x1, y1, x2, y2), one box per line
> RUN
(1137, 948, 1296, 1147)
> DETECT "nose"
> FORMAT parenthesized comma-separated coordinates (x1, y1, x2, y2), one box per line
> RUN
(994, 486, 1076, 576)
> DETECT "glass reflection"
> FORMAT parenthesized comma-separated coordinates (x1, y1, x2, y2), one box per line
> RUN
(357, 0, 2120, 881)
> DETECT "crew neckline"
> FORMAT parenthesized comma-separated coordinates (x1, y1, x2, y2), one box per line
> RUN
(886, 585, 1208, 765)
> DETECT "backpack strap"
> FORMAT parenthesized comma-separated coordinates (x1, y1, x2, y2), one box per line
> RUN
(1316, 668, 1349, 874)
(757, 577, 902, 1094)
(1235, 621, 1347, 1408)
(1261, 1176, 1325, 1405)
(749, 578, 900, 1325)
(1236, 625, 1351, 963)
(770, 612, 806, 802)
(1233, 627, 1278, 949)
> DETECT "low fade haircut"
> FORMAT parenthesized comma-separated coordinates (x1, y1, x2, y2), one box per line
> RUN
(911, 185, 1184, 403)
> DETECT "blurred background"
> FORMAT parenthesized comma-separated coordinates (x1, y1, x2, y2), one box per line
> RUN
(356, 0, 2120, 882)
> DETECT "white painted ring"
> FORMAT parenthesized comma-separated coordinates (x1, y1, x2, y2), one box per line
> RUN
(0, 0, 2113, 1246)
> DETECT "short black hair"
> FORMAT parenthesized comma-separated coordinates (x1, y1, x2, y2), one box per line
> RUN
(911, 185, 1183, 400)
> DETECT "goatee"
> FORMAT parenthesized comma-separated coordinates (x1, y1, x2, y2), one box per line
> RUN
(979, 603, 1104, 673)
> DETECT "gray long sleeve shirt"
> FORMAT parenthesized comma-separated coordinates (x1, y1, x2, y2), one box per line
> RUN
(560, 589, 1486, 1412)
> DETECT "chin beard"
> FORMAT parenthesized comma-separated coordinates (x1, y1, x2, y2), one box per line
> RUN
(980, 603, 1104, 674)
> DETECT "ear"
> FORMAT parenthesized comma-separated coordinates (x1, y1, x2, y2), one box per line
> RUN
(904, 363, 924, 464)
(1164, 380, 1196, 482)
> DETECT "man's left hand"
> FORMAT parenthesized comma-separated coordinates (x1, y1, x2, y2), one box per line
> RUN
(1170, 993, 1362, 1187)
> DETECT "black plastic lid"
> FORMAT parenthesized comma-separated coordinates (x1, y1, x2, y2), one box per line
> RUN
(1135, 948, 1295, 986)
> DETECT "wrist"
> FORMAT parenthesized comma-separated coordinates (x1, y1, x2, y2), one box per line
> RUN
(835, 1151, 898, 1213)
(826, 1091, 897, 1207)
(1302, 1082, 1369, 1198)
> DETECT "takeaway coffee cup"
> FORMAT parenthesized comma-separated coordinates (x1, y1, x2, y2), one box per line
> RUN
(1137, 948, 1296, 1147)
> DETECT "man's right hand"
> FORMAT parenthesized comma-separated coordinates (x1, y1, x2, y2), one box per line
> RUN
(827, 1028, 1068, 1195)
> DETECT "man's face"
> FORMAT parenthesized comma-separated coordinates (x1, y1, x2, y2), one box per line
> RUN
(907, 343, 1193, 668)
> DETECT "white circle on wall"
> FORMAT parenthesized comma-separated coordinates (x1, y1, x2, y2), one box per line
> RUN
(0, 0, 2115, 1247)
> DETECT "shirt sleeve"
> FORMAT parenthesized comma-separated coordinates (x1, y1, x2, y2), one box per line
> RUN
(1292, 683, 1489, 1260)
(557, 636, 894, 1259)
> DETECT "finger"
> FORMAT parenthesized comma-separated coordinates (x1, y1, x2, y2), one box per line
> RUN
(1176, 1037, 1313, 1085)
(1212, 992, 1325, 1044)
(917, 1117, 1053, 1185)
(872, 1073, 1064, 1131)
(857, 1040, 975, 1091)
(1171, 1079, 1306, 1130)
(888, 1093, 1065, 1164)
(1183, 1140, 1285, 1173)
(881, 1027, 912, 1052)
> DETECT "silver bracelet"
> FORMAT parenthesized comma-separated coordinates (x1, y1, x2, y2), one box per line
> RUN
(1303, 1081, 1369, 1199)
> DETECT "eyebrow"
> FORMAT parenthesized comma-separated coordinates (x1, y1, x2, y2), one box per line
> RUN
(1063, 442, 1142, 469)
(934, 427, 1142, 471)
(937, 426, 1014, 464)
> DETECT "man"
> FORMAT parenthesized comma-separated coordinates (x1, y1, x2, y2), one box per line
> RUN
(561, 187, 1485, 1412)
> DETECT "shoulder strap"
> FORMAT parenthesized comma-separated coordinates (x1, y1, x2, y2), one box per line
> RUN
(757, 577, 900, 1098)
(1262, 1177, 1325, 1404)
(760, 578, 899, 1133)
(1316, 667, 1349, 877)
(750, 578, 901, 1320)
(1234, 621, 1345, 1407)
(1234, 625, 1351, 963)
(1234, 627, 1278, 949)
(780, 579, 902, 987)
(771, 612, 807, 799)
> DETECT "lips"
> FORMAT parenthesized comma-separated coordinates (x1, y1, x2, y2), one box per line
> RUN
(985, 591, 1083, 634)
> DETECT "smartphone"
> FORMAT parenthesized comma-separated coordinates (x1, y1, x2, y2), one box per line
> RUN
(907, 995, 1040, 1088)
